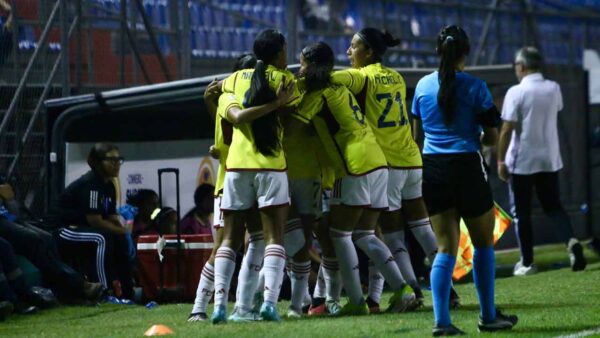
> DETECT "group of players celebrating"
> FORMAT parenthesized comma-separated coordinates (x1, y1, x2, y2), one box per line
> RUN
(187, 25, 518, 336)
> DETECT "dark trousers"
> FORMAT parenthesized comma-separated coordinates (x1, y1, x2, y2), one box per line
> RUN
(509, 171, 574, 266)
(0, 218, 85, 298)
(57, 227, 133, 299)
(0, 237, 27, 303)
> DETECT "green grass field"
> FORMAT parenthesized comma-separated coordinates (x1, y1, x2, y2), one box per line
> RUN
(1, 243, 599, 338)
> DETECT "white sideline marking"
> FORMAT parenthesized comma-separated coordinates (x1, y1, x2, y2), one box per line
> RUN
(556, 327, 600, 338)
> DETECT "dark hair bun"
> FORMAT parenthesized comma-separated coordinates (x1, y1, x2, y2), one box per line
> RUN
(382, 30, 401, 47)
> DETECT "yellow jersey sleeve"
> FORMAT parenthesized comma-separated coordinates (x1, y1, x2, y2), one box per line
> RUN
(331, 69, 366, 95)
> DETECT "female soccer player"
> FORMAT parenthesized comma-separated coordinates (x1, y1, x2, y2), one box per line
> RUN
(211, 28, 300, 323)
(411, 25, 517, 335)
(334, 27, 444, 310)
(188, 54, 257, 322)
(292, 41, 415, 315)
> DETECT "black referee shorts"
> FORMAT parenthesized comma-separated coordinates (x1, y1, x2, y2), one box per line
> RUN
(422, 152, 493, 218)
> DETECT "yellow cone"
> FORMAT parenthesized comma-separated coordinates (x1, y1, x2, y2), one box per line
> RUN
(144, 324, 174, 336)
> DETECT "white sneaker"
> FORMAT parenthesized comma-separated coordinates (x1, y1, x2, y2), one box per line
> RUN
(286, 306, 302, 318)
(513, 260, 538, 276)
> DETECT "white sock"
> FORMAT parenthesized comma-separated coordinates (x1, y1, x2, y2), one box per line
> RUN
(303, 284, 312, 307)
(313, 264, 326, 299)
(191, 262, 214, 314)
(235, 231, 265, 312)
(382, 230, 418, 289)
(213, 247, 237, 307)
(354, 230, 405, 291)
(284, 218, 306, 257)
(330, 228, 363, 305)
(321, 256, 342, 302)
(290, 260, 311, 311)
(408, 218, 438, 264)
(263, 244, 286, 304)
(367, 262, 384, 304)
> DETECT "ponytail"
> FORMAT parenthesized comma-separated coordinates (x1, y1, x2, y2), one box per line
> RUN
(357, 27, 400, 63)
(436, 25, 470, 125)
(245, 60, 281, 157)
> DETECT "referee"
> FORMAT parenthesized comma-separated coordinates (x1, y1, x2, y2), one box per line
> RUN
(497, 47, 587, 276)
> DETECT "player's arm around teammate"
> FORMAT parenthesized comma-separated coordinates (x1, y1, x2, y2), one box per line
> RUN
(212, 29, 300, 323)
(293, 42, 417, 315)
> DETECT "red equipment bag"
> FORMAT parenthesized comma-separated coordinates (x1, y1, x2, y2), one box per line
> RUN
(136, 234, 213, 301)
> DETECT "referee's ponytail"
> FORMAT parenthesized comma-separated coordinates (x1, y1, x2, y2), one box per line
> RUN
(436, 25, 470, 125)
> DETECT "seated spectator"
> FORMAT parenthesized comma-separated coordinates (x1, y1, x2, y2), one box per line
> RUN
(0, 180, 103, 303)
(156, 207, 177, 235)
(0, 236, 56, 318)
(180, 184, 214, 238)
(46, 143, 135, 301)
(126, 189, 160, 239)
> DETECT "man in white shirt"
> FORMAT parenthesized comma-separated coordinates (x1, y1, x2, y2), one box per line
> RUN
(497, 47, 586, 276)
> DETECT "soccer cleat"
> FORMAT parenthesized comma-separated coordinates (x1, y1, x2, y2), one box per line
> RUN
(229, 307, 260, 322)
(340, 300, 369, 316)
(259, 302, 281, 322)
(494, 308, 518, 326)
(365, 297, 380, 314)
(387, 284, 417, 313)
(406, 287, 424, 311)
(432, 324, 466, 336)
(188, 312, 208, 322)
(478, 309, 518, 332)
(325, 299, 342, 316)
(286, 306, 302, 319)
(308, 302, 326, 316)
(513, 260, 538, 276)
(211, 304, 227, 324)
(449, 286, 460, 309)
(568, 239, 587, 271)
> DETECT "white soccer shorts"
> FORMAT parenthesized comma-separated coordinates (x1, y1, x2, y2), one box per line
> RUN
(212, 195, 224, 229)
(330, 168, 389, 210)
(221, 171, 290, 210)
(387, 168, 423, 211)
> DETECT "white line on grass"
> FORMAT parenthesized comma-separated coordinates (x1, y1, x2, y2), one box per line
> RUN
(556, 327, 600, 338)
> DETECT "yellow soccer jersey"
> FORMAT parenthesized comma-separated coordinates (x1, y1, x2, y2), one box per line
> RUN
(222, 64, 303, 107)
(293, 85, 387, 176)
(332, 64, 422, 168)
(213, 94, 234, 194)
(216, 93, 286, 171)
(283, 124, 322, 180)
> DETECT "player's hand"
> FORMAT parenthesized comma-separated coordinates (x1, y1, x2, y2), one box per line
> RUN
(275, 80, 295, 106)
(209, 145, 220, 159)
(498, 163, 510, 182)
(204, 79, 221, 103)
(0, 184, 15, 202)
